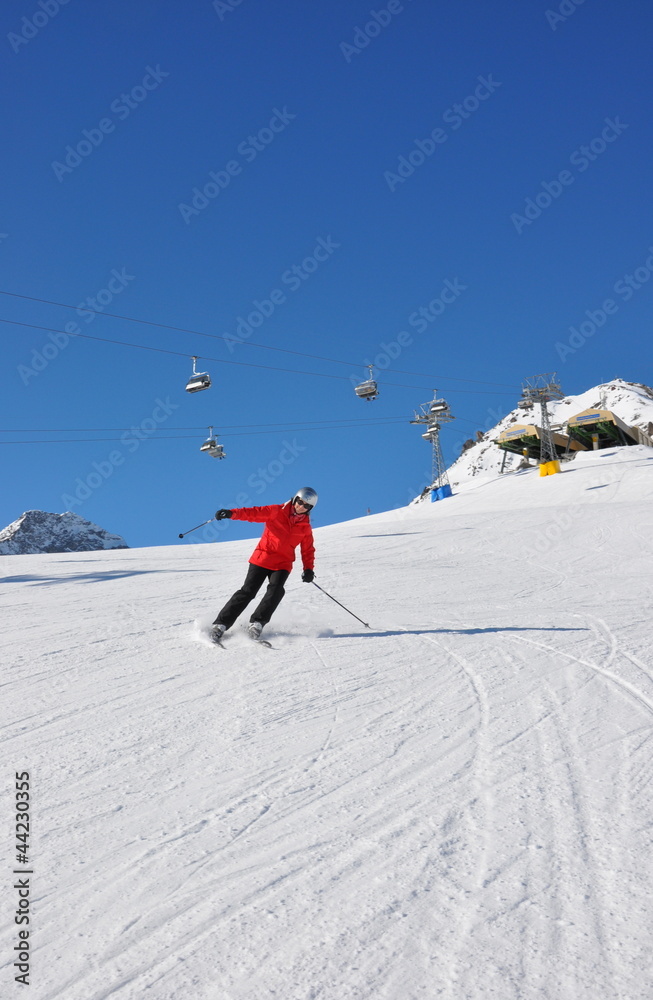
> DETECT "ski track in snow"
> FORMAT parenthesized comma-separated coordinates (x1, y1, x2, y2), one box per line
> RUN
(1, 446, 652, 999)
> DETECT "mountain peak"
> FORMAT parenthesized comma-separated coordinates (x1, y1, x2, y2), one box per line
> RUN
(0, 510, 129, 555)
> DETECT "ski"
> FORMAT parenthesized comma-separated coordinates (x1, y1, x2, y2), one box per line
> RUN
(208, 633, 226, 648)
(247, 622, 272, 646)
(204, 628, 272, 649)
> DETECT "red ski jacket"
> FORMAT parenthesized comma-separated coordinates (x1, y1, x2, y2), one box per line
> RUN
(229, 502, 315, 573)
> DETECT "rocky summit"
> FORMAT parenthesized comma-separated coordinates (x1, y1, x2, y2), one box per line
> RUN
(0, 511, 128, 555)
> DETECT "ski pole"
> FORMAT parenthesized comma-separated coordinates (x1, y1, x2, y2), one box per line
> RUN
(178, 517, 215, 538)
(311, 581, 371, 628)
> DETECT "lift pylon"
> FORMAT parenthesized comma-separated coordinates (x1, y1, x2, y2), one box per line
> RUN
(410, 392, 455, 498)
(519, 373, 564, 475)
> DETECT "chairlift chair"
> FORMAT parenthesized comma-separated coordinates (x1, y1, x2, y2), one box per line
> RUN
(186, 356, 212, 393)
(354, 366, 379, 401)
(355, 379, 379, 401)
(200, 427, 217, 452)
(200, 427, 226, 459)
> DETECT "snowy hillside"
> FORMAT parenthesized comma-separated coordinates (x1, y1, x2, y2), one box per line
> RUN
(0, 510, 128, 555)
(1, 445, 653, 999)
(446, 378, 653, 487)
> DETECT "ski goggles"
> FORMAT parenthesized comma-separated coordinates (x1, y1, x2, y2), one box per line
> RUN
(293, 497, 313, 510)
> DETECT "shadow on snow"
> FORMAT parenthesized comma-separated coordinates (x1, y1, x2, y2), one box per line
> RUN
(327, 626, 590, 639)
(0, 569, 200, 586)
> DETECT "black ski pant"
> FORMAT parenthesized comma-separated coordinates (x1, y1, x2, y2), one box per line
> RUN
(214, 563, 290, 629)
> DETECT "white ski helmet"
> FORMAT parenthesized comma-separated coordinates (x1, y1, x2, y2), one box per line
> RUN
(292, 486, 318, 510)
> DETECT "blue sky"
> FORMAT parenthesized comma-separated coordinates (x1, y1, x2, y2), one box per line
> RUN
(1, 0, 651, 549)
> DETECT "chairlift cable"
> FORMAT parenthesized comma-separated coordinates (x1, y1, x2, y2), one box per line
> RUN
(0, 289, 517, 388)
(0, 316, 512, 395)
(1, 416, 410, 432)
(0, 420, 409, 444)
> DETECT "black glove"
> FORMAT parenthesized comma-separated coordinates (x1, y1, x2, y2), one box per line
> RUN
(302, 569, 314, 583)
(215, 509, 233, 520)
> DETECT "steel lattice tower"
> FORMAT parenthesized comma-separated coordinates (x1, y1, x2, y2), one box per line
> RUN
(410, 394, 455, 489)
(520, 373, 564, 464)
(425, 425, 450, 487)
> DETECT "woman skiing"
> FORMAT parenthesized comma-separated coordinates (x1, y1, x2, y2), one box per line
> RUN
(209, 487, 317, 643)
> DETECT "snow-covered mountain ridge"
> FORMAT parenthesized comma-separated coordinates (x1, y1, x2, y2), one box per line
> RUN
(446, 377, 653, 487)
(0, 510, 128, 555)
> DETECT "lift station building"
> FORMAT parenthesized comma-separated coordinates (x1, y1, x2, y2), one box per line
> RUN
(496, 410, 652, 463)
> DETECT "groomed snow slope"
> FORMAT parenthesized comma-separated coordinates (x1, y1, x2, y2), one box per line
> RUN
(1, 446, 653, 1000)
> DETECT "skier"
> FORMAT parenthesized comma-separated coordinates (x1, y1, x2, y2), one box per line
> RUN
(209, 487, 317, 643)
